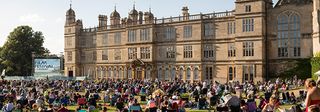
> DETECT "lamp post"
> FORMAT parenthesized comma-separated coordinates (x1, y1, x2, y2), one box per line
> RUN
(31, 52, 35, 76)
(59, 52, 64, 75)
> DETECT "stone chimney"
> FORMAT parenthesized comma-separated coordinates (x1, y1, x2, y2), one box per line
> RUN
(182, 6, 189, 20)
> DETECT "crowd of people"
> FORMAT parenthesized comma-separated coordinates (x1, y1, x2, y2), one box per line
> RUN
(0, 77, 319, 112)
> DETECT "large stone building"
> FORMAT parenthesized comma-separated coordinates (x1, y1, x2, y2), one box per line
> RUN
(64, 0, 320, 83)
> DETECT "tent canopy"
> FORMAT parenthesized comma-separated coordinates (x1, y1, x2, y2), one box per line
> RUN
(315, 70, 320, 76)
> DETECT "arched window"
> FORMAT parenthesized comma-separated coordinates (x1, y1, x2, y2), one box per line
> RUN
(179, 68, 183, 80)
(158, 68, 162, 80)
(100, 67, 103, 78)
(277, 12, 300, 57)
(290, 14, 300, 57)
(165, 68, 169, 80)
(128, 68, 132, 79)
(102, 67, 106, 79)
(119, 68, 123, 79)
(194, 68, 199, 80)
(228, 67, 233, 81)
(186, 68, 191, 80)
(146, 68, 151, 80)
(96, 68, 101, 79)
(113, 69, 117, 79)
(124, 68, 127, 79)
(171, 68, 176, 80)
(108, 68, 112, 78)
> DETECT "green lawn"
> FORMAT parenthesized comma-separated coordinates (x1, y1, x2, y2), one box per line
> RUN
(61, 86, 306, 112)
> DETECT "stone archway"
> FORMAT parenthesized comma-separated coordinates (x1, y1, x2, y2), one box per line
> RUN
(130, 59, 148, 80)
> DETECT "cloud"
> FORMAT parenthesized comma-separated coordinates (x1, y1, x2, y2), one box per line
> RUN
(19, 14, 45, 23)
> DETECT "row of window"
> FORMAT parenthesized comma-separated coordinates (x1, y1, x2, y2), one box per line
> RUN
(157, 68, 200, 80)
(67, 41, 256, 62)
(95, 66, 211, 81)
(228, 65, 255, 81)
(127, 47, 151, 60)
(74, 19, 255, 47)
(102, 32, 122, 45)
(93, 64, 256, 81)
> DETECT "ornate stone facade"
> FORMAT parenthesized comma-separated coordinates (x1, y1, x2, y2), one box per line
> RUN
(64, 0, 320, 83)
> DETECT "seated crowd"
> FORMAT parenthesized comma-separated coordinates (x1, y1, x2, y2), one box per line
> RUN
(0, 77, 319, 112)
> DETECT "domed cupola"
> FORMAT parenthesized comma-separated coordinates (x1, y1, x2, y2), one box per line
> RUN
(128, 4, 138, 23)
(65, 5, 76, 26)
(110, 8, 120, 18)
(129, 5, 138, 16)
(66, 8, 75, 16)
(144, 8, 154, 24)
(110, 6, 121, 27)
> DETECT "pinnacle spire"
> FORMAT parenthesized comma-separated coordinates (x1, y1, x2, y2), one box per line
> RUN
(133, 1, 136, 9)
(69, 0, 72, 9)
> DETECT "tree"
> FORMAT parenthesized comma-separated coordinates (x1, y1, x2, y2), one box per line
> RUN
(0, 47, 3, 73)
(0, 26, 49, 76)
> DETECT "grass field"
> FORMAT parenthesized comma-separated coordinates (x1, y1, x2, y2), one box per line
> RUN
(49, 86, 306, 112)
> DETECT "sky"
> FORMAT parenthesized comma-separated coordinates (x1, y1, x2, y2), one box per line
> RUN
(0, 0, 278, 54)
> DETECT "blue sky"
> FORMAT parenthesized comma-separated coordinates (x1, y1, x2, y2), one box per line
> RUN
(0, 0, 278, 54)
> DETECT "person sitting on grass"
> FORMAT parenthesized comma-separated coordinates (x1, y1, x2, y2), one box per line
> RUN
(103, 92, 110, 105)
(290, 92, 297, 104)
(1, 99, 14, 112)
(115, 98, 125, 111)
(88, 95, 97, 107)
(247, 94, 257, 112)
(240, 100, 248, 112)
(45, 104, 54, 112)
(262, 96, 279, 112)
(93, 91, 100, 101)
(209, 90, 218, 109)
(88, 105, 99, 112)
(147, 97, 157, 112)
(77, 95, 86, 108)
(57, 104, 69, 112)
(102, 107, 107, 112)
(129, 99, 142, 112)
(161, 100, 169, 112)
(198, 95, 207, 110)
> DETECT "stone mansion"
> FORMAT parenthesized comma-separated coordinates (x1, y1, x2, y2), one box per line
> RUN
(64, 0, 320, 83)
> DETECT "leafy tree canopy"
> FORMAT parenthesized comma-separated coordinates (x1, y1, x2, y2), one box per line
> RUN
(0, 25, 49, 76)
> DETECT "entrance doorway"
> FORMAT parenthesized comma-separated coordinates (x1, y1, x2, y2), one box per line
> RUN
(136, 70, 142, 79)
(68, 71, 73, 77)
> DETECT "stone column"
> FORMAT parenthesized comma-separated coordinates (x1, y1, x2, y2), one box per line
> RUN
(142, 68, 145, 80)
(121, 69, 123, 80)
(132, 68, 135, 79)
(191, 69, 194, 83)
(199, 69, 202, 82)
(183, 69, 186, 82)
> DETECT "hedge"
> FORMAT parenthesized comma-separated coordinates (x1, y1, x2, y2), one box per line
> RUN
(311, 57, 320, 80)
(275, 59, 311, 79)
